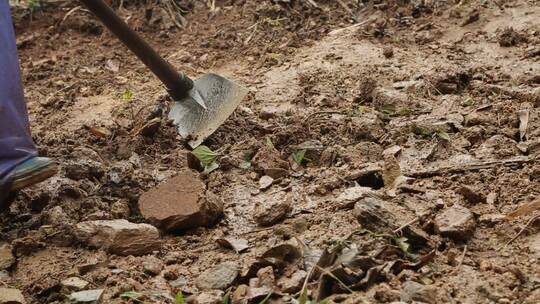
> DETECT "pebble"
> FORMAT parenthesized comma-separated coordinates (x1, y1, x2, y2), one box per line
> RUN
(0, 244, 15, 270)
(0, 288, 26, 304)
(434, 204, 476, 241)
(253, 196, 291, 227)
(400, 281, 438, 304)
(336, 186, 380, 209)
(258, 175, 274, 190)
(191, 290, 223, 304)
(61, 277, 90, 291)
(142, 256, 163, 276)
(278, 270, 307, 293)
(196, 261, 239, 290)
(69, 289, 104, 303)
(138, 170, 223, 232)
(74, 219, 162, 256)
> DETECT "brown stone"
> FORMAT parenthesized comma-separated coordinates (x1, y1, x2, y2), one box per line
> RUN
(435, 205, 476, 241)
(138, 170, 223, 232)
(74, 219, 162, 256)
(0, 244, 15, 270)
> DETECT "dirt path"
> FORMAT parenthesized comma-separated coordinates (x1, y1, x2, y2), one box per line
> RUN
(1, 0, 540, 303)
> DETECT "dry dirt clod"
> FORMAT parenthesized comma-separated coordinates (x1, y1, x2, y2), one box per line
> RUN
(353, 197, 395, 233)
(61, 277, 90, 291)
(400, 281, 438, 304)
(253, 195, 292, 227)
(0, 288, 26, 304)
(190, 290, 224, 304)
(252, 145, 289, 178)
(142, 256, 164, 276)
(277, 269, 307, 293)
(74, 219, 162, 256)
(0, 244, 15, 270)
(457, 186, 486, 204)
(196, 261, 239, 291)
(434, 205, 476, 241)
(68, 289, 104, 303)
(138, 170, 224, 233)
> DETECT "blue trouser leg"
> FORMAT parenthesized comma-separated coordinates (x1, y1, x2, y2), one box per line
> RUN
(0, 0, 38, 202)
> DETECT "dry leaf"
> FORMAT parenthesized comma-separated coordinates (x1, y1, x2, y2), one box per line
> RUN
(506, 197, 540, 220)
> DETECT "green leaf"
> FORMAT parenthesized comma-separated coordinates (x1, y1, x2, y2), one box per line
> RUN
(121, 89, 134, 102)
(120, 291, 143, 300)
(265, 137, 274, 148)
(436, 130, 451, 141)
(257, 293, 272, 304)
(292, 149, 307, 165)
(222, 288, 231, 304)
(395, 237, 410, 255)
(298, 284, 309, 304)
(175, 292, 185, 304)
(192, 145, 218, 167)
(203, 161, 220, 174)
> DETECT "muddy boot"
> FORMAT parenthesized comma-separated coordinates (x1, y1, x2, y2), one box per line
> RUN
(10, 157, 57, 191)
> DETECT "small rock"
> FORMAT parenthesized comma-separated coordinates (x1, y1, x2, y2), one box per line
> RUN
(349, 113, 386, 141)
(169, 276, 187, 288)
(69, 289, 104, 303)
(196, 261, 239, 290)
(434, 205, 476, 241)
(74, 219, 162, 256)
(192, 290, 224, 304)
(400, 281, 438, 304)
(43, 206, 71, 226)
(142, 256, 163, 276)
(253, 196, 291, 226)
(0, 288, 26, 304)
(232, 284, 249, 304)
(110, 200, 130, 219)
(336, 186, 380, 209)
(61, 277, 90, 291)
(256, 266, 275, 287)
(64, 159, 105, 181)
(138, 170, 223, 232)
(0, 244, 15, 270)
(278, 270, 307, 293)
(259, 176, 274, 190)
(252, 145, 289, 177)
(353, 197, 395, 232)
(382, 46, 394, 58)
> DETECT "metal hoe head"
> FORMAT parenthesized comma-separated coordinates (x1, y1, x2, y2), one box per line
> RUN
(168, 73, 248, 148)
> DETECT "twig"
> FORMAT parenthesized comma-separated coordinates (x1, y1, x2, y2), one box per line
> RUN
(393, 217, 419, 234)
(452, 245, 467, 274)
(500, 214, 540, 250)
(406, 156, 534, 178)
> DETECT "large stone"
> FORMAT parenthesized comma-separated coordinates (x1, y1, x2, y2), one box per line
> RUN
(0, 244, 15, 270)
(435, 205, 476, 241)
(400, 281, 438, 304)
(69, 289, 104, 303)
(0, 288, 26, 304)
(196, 261, 239, 290)
(74, 219, 161, 256)
(138, 170, 223, 233)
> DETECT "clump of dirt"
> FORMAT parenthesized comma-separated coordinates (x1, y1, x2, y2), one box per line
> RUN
(498, 27, 528, 47)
